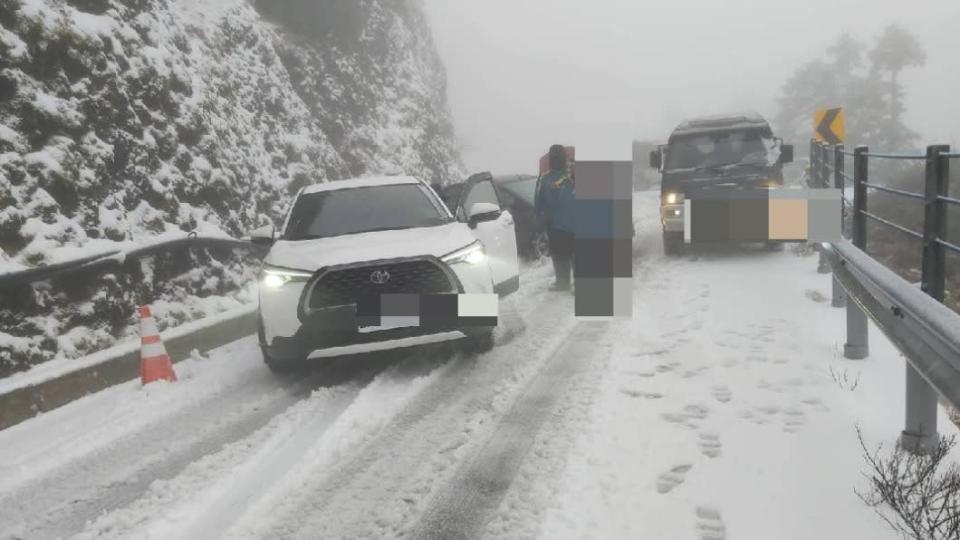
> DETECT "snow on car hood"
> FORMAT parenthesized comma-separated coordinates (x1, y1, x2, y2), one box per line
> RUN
(265, 222, 477, 270)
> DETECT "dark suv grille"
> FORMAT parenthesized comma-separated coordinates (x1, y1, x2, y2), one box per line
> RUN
(307, 260, 455, 309)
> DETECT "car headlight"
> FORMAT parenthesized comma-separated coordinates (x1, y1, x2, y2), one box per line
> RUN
(441, 241, 486, 265)
(663, 192, 683, 205)
(260, 266, 313, 289)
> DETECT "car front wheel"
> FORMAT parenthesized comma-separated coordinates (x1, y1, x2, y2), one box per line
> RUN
(258, 314, 304, 373)
(459, 328, 495, 354)
(663, 231, 684, 256)
(261, 346, 304, 373)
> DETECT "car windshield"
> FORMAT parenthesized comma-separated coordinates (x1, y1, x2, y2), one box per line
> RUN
(665, 129, 775, 171)
(499, 177, 537, 205)
(284, 184, 449, 240)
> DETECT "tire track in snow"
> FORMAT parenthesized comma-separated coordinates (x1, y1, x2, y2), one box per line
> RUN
(410, 321, 611, 540)
(0, 352, 397, 540)
(230, 273, 578, 539)
(65, 265, 558, 539)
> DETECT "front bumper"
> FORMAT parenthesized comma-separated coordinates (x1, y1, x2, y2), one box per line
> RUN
(258, 257, 495, 359)
(661, 204, 684, 232)
(262, 305, 475, 360)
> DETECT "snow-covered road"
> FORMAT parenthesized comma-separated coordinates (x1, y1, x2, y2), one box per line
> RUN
(1, 191, 956, 540)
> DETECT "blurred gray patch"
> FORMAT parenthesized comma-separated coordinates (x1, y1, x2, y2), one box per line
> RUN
(575, 160, 633, 201)
(575, 277, 613, 317)
(613, 277, 632, 317)
(381, 293, 419, 316)
(575, 161, 614, 200)
(808, 190, 842, 241)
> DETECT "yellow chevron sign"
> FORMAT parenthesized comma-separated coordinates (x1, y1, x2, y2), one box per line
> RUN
(814, 107, 845, 145)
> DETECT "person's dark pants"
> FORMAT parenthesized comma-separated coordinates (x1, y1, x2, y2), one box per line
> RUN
(547, 228, 575, 287)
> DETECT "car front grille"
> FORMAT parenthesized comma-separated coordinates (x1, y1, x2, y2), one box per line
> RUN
(307, 259, 455, 309)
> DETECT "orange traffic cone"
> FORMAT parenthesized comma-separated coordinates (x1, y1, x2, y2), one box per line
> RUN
(138, 305, 177, 385)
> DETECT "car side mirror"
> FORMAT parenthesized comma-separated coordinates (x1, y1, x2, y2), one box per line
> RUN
(649, 150, 662, 169)
(467, 202, 501, 228)
(250, 224, 275, 248)
(780, 144, 794, 164)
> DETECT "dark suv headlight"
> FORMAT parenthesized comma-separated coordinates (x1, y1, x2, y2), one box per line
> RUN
(662, 192, 684, 205)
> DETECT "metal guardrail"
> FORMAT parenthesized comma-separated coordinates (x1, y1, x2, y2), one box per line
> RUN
(0, 306, 257, 431)
(0, 234, 254, 290)
(810, 139, 958, 454)
(821, 240, 960, 446)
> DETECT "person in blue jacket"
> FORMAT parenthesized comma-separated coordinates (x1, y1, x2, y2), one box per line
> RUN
(534, 144, 576, 291)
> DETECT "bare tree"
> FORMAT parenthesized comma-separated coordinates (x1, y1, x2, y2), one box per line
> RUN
(869, 24, 926, 149)
(856, 428, 960, 539)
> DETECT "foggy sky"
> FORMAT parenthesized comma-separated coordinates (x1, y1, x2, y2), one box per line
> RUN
(425, 0, 960, 175)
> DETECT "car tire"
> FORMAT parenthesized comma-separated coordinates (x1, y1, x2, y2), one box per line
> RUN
(258, 314, 304, 373)
(460, 328, 495, 354)
(663, 232, 684, 256)
(261, 346, 303, 373)
(764, 241, 784, 252)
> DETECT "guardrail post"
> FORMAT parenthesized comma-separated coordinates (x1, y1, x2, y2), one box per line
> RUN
(817, 142, 832, 273)
(921, 145, 950, 302)
(901, 144, 952, 454)
(844, 146, 869, 360)
(809, 139, 817, 187)
(831, 145, 846, 307)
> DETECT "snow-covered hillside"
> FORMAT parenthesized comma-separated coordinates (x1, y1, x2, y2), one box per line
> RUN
(0, 0, 462, 374)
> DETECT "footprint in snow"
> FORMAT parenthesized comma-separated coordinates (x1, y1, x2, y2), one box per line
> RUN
(695, 506, 727, 540)
(623, 370, 656, 378)
(801, 396, 829, 411)
(681, 366, 710, 379)
(738, 408, 767, 425)
(698, 432, 723, 458)
(662, 404, 710, 430)
(620, 387, 663, 400)
(632, 348, 670, 358)
(757, 404, 781, 415)
(656, 464, 692, 494)
(655, 362, 680, 373)
(711, 385, 732, 403)
(782, 408, 807, 433)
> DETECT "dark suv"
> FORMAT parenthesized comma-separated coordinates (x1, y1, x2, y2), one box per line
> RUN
(649, 113, 794, 254)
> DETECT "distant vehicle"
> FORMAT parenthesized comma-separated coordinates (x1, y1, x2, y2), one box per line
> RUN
(440, 173, 549, 261)
(649, 113, 794, 255)
(251, 176, 519, 372)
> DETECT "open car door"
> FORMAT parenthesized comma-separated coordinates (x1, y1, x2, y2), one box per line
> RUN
(456, 172, 520, 296)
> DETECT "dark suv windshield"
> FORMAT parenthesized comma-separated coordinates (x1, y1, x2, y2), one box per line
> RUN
(284, 184, 449, 240)
(665, 129, 774, 171)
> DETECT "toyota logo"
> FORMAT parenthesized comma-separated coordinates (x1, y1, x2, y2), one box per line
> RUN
(369, 270, 391, 285)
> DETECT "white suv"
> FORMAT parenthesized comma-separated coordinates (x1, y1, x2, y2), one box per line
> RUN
(250, 175, 519, 372)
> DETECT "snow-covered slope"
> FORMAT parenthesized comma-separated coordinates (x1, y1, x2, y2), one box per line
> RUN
(0, 0, 462, 374)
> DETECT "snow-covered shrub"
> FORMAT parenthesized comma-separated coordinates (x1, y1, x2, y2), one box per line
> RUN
(857, 429, 960, 539)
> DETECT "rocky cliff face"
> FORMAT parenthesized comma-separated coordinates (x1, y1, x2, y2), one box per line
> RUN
(0, 0, 461, 374)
